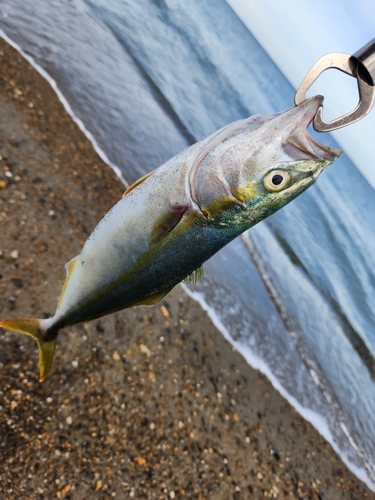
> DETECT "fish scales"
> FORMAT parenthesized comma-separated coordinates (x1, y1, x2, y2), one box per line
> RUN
(0, 96, 342, 380)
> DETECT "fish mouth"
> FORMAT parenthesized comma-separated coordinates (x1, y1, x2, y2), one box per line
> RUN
(282, 96, 343, 162)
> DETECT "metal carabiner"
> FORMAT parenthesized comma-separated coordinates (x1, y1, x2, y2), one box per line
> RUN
(295, 38, 375, 132)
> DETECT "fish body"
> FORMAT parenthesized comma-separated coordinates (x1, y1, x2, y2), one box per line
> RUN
(0, 96, 342, 380)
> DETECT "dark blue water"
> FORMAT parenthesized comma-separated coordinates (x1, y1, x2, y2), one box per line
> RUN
(1, 0, 375, 487)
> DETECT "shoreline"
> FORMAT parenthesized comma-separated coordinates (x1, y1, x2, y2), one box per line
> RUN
(0, 37, 374, 499)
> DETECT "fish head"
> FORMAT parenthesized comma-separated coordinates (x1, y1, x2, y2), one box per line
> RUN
(191, 96, 342, 225)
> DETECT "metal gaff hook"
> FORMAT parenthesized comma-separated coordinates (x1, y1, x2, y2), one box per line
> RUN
(295, 38, 375, 132)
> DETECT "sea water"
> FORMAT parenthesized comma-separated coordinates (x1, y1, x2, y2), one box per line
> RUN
(1, 0, 375, 488)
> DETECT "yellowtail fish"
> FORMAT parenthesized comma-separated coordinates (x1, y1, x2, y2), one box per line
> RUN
(0, 96, 341, 381)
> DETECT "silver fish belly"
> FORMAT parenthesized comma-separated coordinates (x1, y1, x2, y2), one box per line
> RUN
(0, 96, 342, 380)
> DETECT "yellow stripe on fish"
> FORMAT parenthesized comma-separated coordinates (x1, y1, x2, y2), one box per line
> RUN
(0, 96, 342, 381)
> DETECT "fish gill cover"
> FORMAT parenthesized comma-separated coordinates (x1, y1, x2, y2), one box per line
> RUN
(1, 0, 375, 487)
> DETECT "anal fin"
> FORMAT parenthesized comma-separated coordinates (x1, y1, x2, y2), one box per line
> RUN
(134, 286, 174, 307)
(182, 266, 204, 285)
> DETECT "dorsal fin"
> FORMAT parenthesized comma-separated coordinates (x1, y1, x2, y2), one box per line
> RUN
(149, 204, 188, 245)
(57, 256, 78, 310)
(123, 169, 156, 197)
(182, 266, 204, 285)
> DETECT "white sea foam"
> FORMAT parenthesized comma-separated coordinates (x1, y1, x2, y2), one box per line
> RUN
(0, 28, 129, 188)
(182, 284, 375, 492)
(1, 26, 374, 493)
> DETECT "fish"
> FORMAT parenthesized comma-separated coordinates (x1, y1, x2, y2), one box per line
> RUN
(0, 96, 342, 381)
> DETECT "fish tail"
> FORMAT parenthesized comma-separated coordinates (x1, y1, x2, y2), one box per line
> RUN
(0, 318, 59, 382)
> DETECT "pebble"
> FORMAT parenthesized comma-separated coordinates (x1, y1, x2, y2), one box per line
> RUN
(61, 485, 70, 496)
(160, 305, 169, 317)
(0, 38, 367, 500)
(71, 360, 78, 368)
(10, 250, 19, 259)
(139, 344, 151, 356)
(112, 351, 121, 361)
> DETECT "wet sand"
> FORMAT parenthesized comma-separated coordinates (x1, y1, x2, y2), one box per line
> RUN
(0, 38, 374, 499)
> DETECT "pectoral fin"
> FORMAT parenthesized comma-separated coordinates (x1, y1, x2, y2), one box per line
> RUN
(182, 266, 204, 285)
(149, 204, 189, 245)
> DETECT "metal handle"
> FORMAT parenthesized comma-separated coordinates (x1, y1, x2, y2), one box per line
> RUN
(354, 37, 375, 85)
(295, 39, 375, 132)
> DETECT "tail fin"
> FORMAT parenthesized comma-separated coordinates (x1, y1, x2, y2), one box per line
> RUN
(0, 318, 58, 382)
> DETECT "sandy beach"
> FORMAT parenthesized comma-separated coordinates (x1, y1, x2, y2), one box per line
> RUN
(0, 38, 373, 500)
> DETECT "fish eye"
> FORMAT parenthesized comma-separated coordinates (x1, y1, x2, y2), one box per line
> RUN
(264, 170, 290, 192)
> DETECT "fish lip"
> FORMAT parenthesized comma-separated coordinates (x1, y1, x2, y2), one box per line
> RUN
(282, 96, 343, 162)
